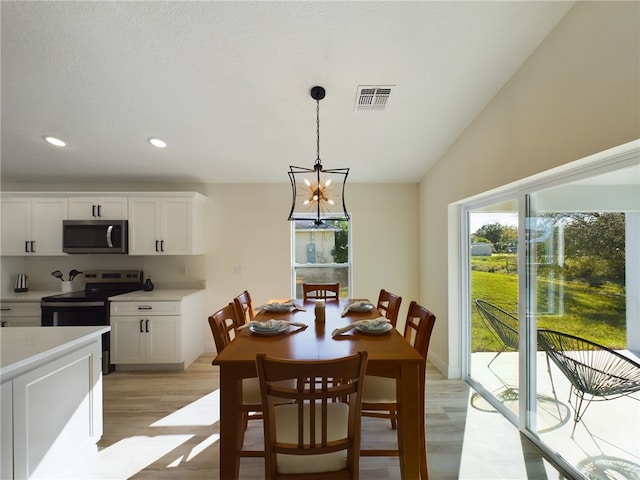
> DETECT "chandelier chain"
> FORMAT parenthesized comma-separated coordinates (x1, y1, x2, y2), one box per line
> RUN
(316, 99, 321, 165)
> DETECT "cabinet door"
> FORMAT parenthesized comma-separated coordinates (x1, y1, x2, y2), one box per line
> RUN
(128, 198, 161, 255)
(31, 197, 68, 255)
(1, 381, 12, 480)
(161, 198, 192, 254)
(1, 197, 31, 255)
(111, 317, 146, 363)
(98, 197, 128, 219)
(146, 316, 181, 363)
(68, 197, 99, 219)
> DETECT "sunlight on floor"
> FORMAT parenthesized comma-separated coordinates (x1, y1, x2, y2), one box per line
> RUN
(61, 389, 222, 479)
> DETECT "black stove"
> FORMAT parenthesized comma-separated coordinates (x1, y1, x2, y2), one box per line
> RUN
(42, 270, 144, 303)
(41, 269, 143, 374)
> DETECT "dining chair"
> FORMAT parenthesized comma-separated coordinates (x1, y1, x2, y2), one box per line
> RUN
(208, 303, 263, 456)
(360, 300, 436, 479)
(376, 289, 402, 327)
(233, 289, 255, 328)
(302, 282, 340, 302)
(256, 351, 368, 480)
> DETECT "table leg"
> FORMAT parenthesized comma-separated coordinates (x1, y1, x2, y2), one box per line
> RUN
(219, 367, 242, 480)
(419, 364, 428, 479)
(397, 363, 421, 479)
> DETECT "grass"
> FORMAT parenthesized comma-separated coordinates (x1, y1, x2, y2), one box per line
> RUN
(471, 255, 627, 351)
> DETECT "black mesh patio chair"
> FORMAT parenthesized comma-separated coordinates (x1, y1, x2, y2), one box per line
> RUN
(475, 299, 519, 367)
(537, 329, 640, 425)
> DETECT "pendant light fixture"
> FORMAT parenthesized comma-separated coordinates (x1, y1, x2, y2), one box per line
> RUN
(288, 86, 350, 226)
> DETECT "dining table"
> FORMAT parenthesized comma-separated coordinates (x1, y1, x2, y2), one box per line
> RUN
(212, 298, 426, 480)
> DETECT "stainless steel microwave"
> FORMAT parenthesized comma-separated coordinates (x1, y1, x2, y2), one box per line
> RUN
(63, 220, 128, 254)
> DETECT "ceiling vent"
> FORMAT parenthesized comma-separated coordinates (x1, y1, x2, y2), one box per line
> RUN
(354, 85, 394, 111)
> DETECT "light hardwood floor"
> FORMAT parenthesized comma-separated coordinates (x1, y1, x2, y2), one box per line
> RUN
(61, 355, 564, 479)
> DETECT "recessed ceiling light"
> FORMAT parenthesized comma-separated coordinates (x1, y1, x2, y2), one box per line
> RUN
(148, 137, 167, 148)
(43, 136, 67, 147)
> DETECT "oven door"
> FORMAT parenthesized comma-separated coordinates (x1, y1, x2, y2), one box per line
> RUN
(41, 301, 113, 374)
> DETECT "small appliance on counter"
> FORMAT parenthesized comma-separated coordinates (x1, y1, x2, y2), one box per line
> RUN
(14, 273, 29, 292)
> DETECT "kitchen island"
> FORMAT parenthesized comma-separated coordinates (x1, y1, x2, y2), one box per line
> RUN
(1, 326, 108, 479)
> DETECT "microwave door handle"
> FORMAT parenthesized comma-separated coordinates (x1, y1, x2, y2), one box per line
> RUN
(106, 225, 114, 248)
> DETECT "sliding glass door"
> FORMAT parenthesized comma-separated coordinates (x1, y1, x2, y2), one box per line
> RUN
(463, 148, 639, 478)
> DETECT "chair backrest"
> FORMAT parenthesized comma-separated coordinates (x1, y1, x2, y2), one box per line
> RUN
(256, 351, 368, 479)
(233, 290, 255, 328)
(403, 300, 436, 358)
(208, 302, 238, 353)
(537, 329, 640, 398)
(302, 282, 340, 302)
(376, 289, 402, 327)
(475, 299, 519, 349)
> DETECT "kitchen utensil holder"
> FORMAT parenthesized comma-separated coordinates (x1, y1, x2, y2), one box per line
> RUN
(61, 281, 73, 293)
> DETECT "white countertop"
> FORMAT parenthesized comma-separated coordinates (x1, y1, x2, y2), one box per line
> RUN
(1, 290, 62, 302)
(0, 326, 109, 380)
(110, 289, 204, 301)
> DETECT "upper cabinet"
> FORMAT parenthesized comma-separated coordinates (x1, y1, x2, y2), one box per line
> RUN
(128, 193, 206, 255)
(1, 197, 68, 256)
(68, 196, 128, 220)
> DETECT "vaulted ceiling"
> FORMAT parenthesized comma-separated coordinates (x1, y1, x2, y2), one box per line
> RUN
(1, 1, 574, 185)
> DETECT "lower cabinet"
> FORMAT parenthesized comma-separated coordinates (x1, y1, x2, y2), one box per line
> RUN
(0, 302, 41, 327)
(110, 315, 181, 364)
(110, 292, 205, 369)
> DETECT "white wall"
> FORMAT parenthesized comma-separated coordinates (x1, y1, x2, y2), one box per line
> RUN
(420, 1, 640, 376)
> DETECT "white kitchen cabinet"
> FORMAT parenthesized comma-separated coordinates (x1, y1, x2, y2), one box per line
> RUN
(1, 196, 68, 255)
(127, 193, 206, 255)
(110, 302, 181, 364)
(110, 290, 205, 369)
(1, 381, 12, 480)
(68, 196, 128, 220)
(0, 301, 41, 327)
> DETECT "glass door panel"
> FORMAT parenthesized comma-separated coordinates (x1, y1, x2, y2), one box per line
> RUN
(527, 164, 640, 475)
(468, 200, 520, 418)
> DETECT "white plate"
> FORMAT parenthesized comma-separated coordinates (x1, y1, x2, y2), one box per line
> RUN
(355, 323, 393, 335)
(250, 323, 289, 335)
(349, 302, 374, 312)
(264, 303, 292, 312)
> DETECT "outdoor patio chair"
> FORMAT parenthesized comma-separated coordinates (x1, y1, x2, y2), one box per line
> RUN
(474, 299, 519, 367)
(537, 329, 640, 425)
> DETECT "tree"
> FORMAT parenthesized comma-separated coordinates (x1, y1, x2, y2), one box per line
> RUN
(331, 220, 349, 263)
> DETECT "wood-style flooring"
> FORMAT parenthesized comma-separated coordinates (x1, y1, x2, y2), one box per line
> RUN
(60, 355, 563, 479)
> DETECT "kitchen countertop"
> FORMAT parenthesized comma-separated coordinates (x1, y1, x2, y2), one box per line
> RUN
(109, 289, 204, 301)
(1, 290, 64, 302)
(0, 326, 110, 380)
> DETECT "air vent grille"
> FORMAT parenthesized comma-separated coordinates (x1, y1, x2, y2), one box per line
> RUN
(355, 85, 394, 110)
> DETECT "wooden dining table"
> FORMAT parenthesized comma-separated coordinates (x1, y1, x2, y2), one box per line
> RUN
(212, 298, 426, 480)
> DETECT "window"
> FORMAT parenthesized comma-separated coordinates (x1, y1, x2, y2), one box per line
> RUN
(292, 220, 351, 299)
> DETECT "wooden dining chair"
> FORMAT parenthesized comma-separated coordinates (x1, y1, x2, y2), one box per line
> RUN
(208, 303, 263, 456)
(256, 351, 368, 480)
(376, 289, 402, 327)
(302, 282, 340, 302)
(233, 290, 255, 328)
(360, 300, 436, 479)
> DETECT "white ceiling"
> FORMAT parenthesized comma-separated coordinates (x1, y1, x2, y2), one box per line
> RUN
(1, 1, 574, 185)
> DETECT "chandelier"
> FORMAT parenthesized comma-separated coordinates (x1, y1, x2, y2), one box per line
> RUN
(288, 86, 350, 226)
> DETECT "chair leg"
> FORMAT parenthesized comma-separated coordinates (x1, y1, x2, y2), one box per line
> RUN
(390, 409, 397, 430)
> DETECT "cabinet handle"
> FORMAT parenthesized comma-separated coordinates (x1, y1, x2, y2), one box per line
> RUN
(97, 205, 102, 217)
(30, 241, 35, 252)
(145, 319, 150, 333)
(137, 306, 152, 310)
(160, 240, 165, 252)
(139, 319, 144, 333)
(1, 321, 7, 327)
(1, 308, 11, 311)
(25, 241, 30, 253)
(92, 205, 97, 217)
(155, 240, 160, 252)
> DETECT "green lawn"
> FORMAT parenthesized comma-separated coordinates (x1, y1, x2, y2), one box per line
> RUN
(471, 255, 626, 351)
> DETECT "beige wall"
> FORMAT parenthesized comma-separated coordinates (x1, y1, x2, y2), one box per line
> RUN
(420, 1, 640, 375)
(205, 182, 419, 335)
